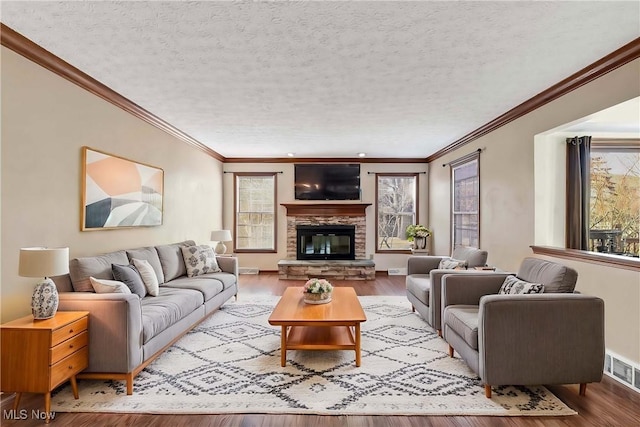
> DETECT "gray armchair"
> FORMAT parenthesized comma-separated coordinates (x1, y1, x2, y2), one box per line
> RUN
(406, 246, 488, 335)
(441, 257, 604, 398)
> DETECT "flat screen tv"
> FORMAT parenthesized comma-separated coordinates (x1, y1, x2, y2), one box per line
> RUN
(295, 164, 361, 200)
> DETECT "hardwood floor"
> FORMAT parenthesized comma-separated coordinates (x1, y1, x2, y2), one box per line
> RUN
(2, 273, 639, 426)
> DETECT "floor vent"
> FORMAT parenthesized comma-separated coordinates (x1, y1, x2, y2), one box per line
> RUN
(239, 267, 260, 275)
(387, 268, 407, 275)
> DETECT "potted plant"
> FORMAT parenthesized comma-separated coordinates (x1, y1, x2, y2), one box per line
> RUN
(406, 224, 432, 250)
(303, 278, 333, 304)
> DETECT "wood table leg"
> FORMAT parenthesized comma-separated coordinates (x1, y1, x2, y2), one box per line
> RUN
(280, 325, 287, 367)
(355, 323, 361, 367)
(44, 392, 51, 424)
(70, 375, 79, 399)
(13, 392, 21, 411)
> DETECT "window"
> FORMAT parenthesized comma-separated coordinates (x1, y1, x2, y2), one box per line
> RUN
(451, 153, 479, 249)
(589, 141, 640, 256)
(376, 174, 418, 252)
(234, 173, 277, 252)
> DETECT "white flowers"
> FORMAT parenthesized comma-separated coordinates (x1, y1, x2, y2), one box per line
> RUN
(303, 278, 333, 294)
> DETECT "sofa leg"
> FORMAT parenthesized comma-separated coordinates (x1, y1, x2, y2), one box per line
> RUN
(485, 385, 492, 398)
(411, 305, 415, 312)
(579, 383, 587, 396)
(448, 345, 454, 358)
(437, 329, 442, 337)
(234, 294, 238, 301)
(126, 373, 134, 395)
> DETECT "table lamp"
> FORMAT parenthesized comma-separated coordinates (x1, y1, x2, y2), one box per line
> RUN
(19, 247, 69, 319)
(210, 230, 232, 255)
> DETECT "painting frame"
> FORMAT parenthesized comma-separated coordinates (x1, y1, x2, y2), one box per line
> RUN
(81, 147, 164, 231)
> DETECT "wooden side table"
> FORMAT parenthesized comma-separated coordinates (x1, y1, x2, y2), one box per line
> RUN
(1, 311, 89, 423)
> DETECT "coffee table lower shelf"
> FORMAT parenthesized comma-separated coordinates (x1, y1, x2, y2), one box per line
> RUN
(279, 324, 361, 367)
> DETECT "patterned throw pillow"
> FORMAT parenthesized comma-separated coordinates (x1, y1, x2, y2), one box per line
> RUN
(180, 245, 221, 277)
(499, 275, 545, 294)
(438, 258, 467, 270)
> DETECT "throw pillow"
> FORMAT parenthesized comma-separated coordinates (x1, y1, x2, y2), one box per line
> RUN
(132, 258, 160, 297)
(499, 275, 545, 295)
(180, 245, 221, 277)
(89, 277, 132, 294)
(438, 258, 467, 270)
(111, 264, 147, 298)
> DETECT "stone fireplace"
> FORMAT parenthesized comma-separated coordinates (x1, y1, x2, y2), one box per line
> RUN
(278, 203, 375, 280)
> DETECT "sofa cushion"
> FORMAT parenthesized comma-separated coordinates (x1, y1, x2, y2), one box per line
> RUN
(181, 245, 221, 277)
(444, 305, 479, 350)
(155, 240, 195, 283)
(69, 250, 129, 292)
(193, 272, 236, 290)
(499, 275, 545, 295)
(89, 277, 131, 294)
(127, 247, 165, 284)
(517, 257, 578, 293)
(112, 264, 147, 298)
(438, 258, 467, 270)
(163, 277, 224, 301)
(133, 258, 160, 296)
(406, 274, 430, 305)
(141, 287, 204, 344)
(451, 247, 488, 268)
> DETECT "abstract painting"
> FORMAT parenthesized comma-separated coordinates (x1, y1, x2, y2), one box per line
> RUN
(82, 147, 163, 230)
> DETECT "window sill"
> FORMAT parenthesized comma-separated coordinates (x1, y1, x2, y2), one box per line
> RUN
(530, 246, 640, 272)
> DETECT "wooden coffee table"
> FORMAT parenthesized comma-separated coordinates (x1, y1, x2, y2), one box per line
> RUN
(268, 287, 367, 367)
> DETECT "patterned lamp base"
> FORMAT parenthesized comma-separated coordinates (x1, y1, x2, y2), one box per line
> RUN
(32, 278, 59, 319)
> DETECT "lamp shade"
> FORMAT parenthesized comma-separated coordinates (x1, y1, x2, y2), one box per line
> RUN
(19, 247, 69, 278)
(210, 230, 232, 242)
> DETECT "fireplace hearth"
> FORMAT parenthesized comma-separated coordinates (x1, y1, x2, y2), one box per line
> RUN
(297, 225, 355, 260)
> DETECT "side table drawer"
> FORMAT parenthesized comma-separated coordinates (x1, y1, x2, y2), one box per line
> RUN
(51, 316, 88, 346)
(51, 331, 88, 364)
(50, 347, 88, 390)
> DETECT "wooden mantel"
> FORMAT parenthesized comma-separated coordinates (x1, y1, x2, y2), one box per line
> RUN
(281, 203, 371, 217)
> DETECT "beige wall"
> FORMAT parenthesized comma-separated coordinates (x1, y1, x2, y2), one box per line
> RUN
(1, 47, 224, 323)
(428, 58, 640, 364)
(222, 162, 428, 272)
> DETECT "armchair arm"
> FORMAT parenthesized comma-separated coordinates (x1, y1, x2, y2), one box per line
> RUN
(217, 256, 238, 278)
(479, 294, 605, 386)
(58, 292, 143, 373)
(441, 273, 509, 308)
(407, 256, 443, 275)
(430, 270, 506, 331)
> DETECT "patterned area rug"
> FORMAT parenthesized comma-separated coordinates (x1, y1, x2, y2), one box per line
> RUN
(52, 295, 576, 416)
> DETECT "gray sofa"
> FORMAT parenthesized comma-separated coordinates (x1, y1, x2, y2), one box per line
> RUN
(53, 240, 238, 395)
(406, 246, 488, 335)
(441, 257, 604, 398)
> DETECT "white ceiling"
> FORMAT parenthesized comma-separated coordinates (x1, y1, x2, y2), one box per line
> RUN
(2, 1, 639, 159)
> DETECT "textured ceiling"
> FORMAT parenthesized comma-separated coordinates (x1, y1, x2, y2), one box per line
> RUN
(2, 1, 639, 159)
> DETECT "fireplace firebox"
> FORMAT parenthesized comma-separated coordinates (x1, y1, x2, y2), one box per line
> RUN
(297, 225, 356, 260)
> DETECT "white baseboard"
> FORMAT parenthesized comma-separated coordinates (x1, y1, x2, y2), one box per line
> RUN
(387, 268, 407, 275)
(604, 349, 640, 393)
(239, 267, 259, 275)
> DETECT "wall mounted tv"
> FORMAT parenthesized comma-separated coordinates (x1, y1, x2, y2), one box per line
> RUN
(294, 164, 361, 201)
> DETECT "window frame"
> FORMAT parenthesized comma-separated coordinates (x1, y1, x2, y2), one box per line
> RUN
(233, 172, 278, 253)
(375, 173, 419, 254)
(450, 151, 480, 252)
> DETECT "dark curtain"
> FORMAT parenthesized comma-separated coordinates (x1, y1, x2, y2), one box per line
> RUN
(566, 136, 591, 250)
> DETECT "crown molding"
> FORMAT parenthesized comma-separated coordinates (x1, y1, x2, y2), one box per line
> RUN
(224, 157, 428, 163)
(1, 23, 225, 162)
(426, 37, 640, 163)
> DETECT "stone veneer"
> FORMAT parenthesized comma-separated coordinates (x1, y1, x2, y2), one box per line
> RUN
(279, 205, 373, 280)
(286, 215, 366, 260)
